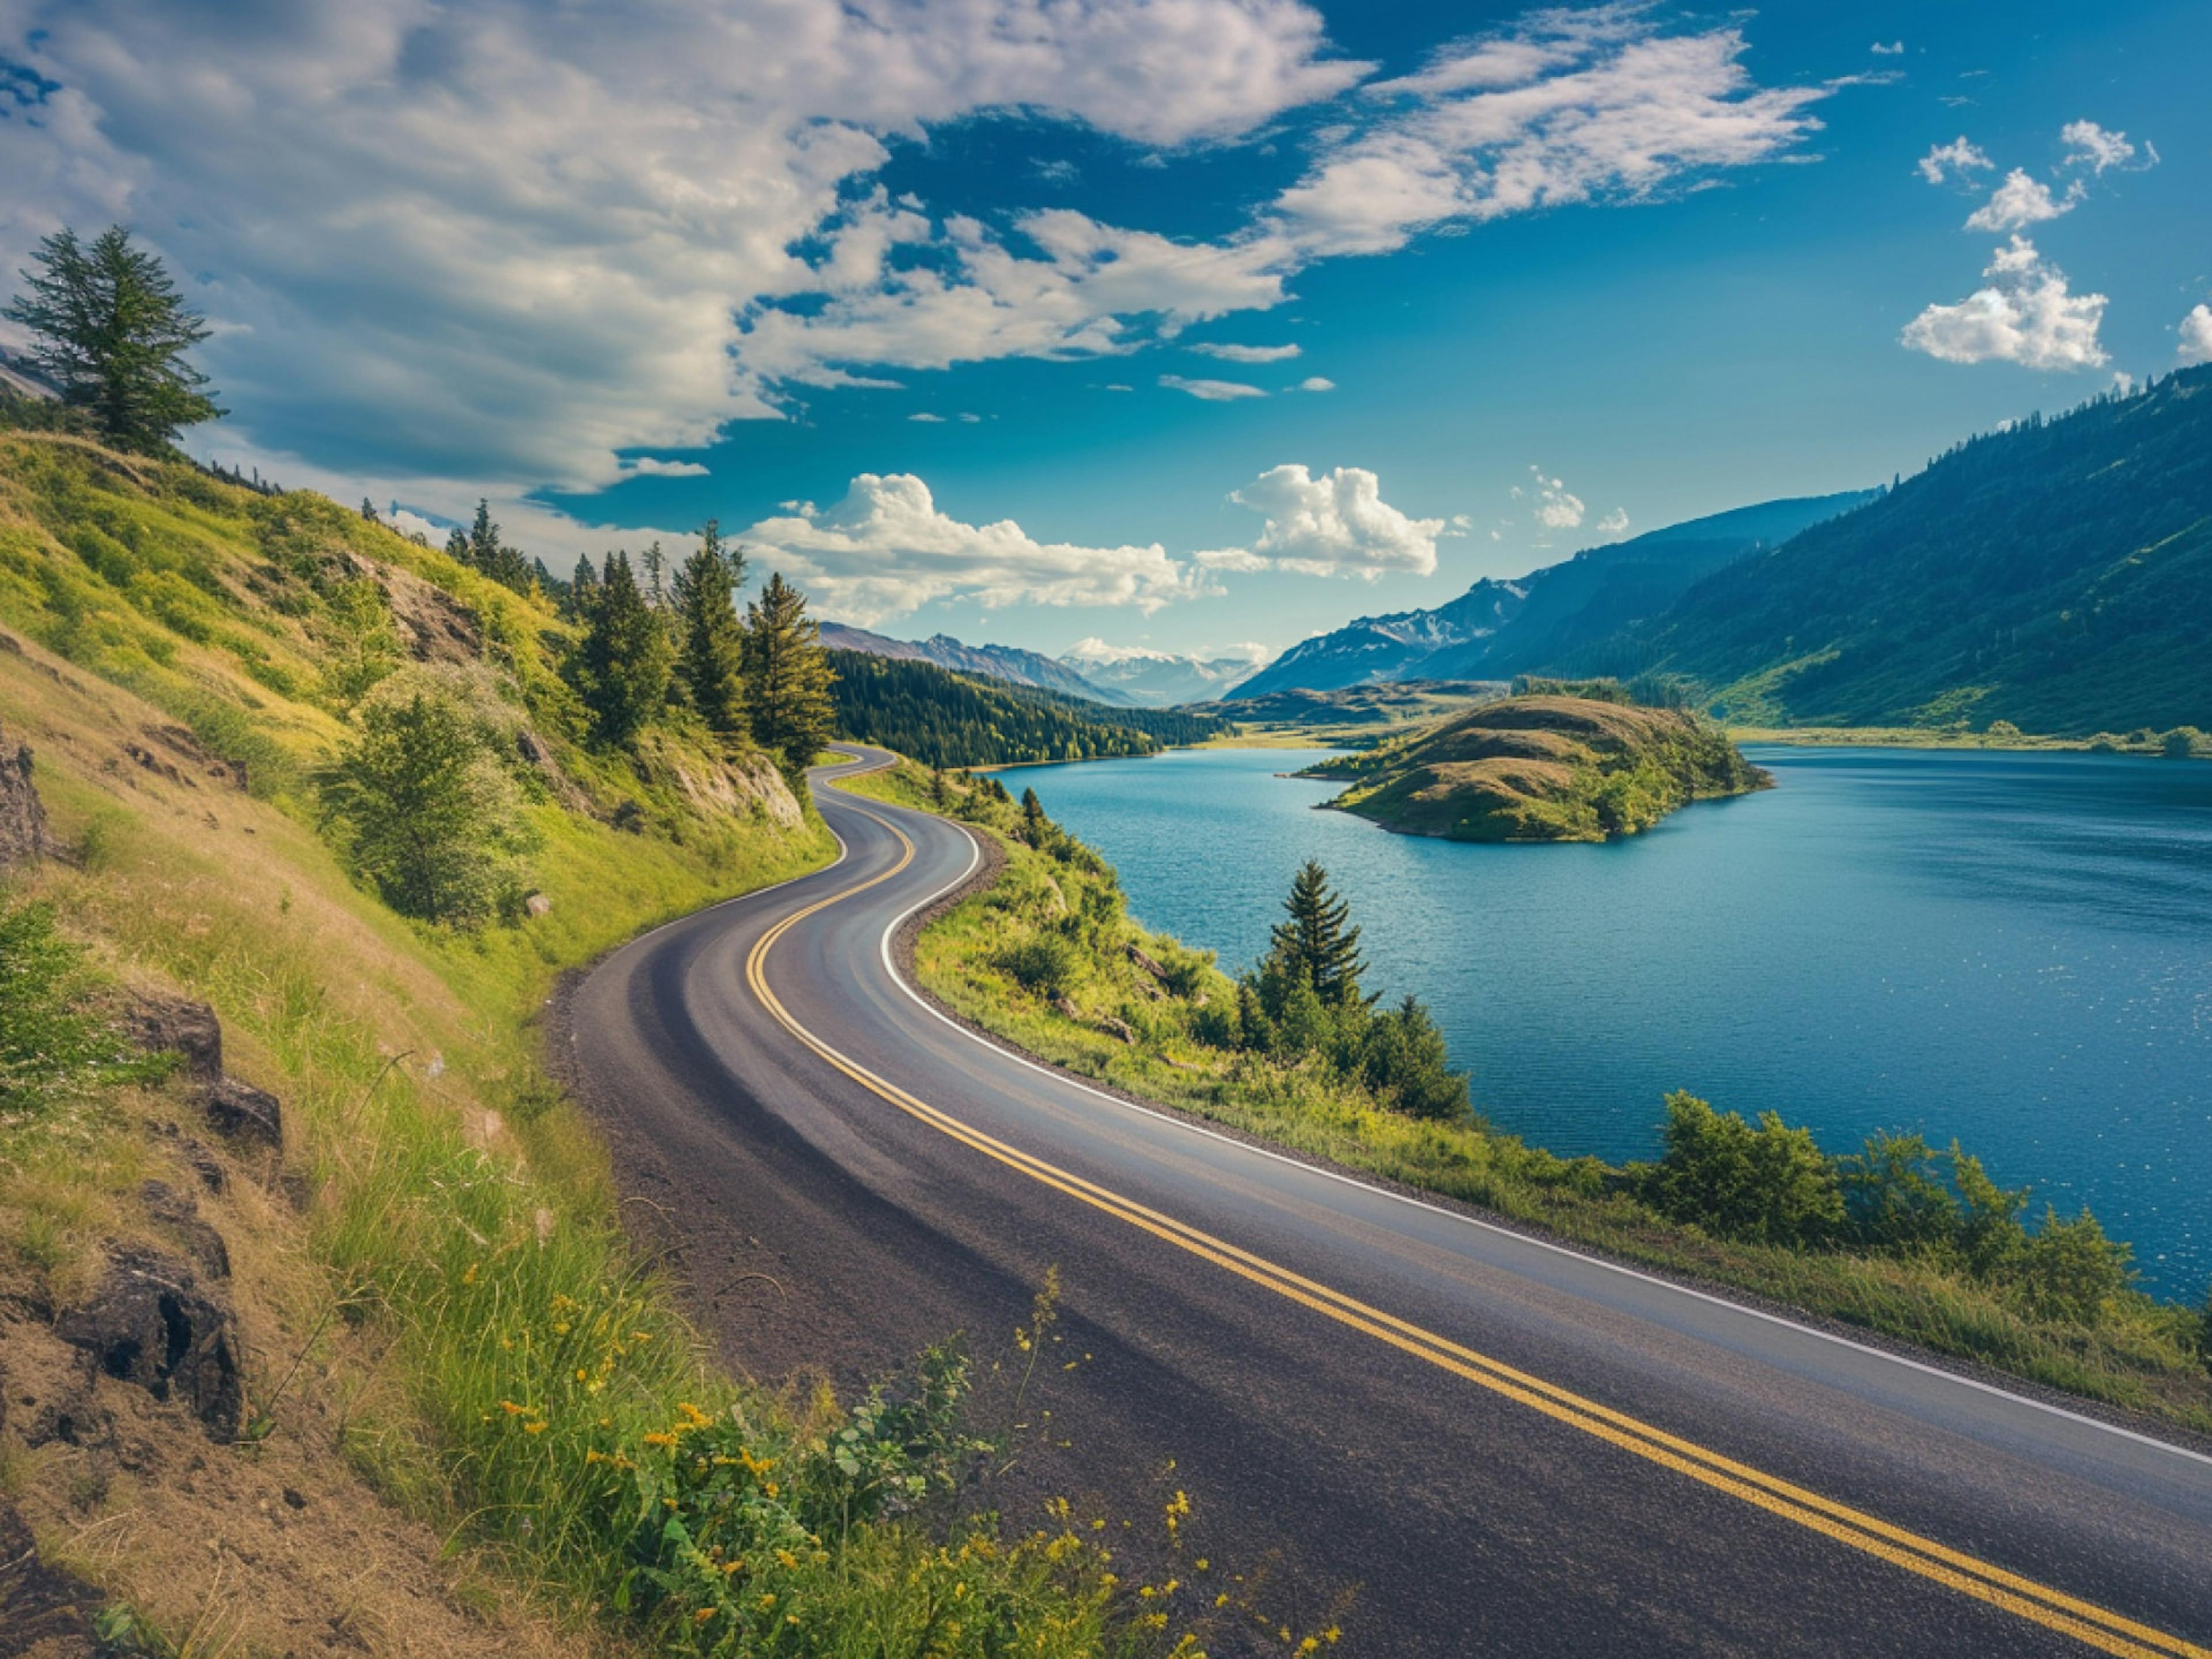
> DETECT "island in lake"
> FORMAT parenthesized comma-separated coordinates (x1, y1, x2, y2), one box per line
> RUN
(1298, 693, 1771, 842)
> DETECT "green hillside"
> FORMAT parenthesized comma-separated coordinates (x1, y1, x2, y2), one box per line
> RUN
(1302, 694, 1769, 842)
(830, 648, 1224, 766)
(1576, 368, 2212, 734)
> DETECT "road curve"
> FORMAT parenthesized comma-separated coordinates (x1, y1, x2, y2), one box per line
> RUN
(566, 747, 2211, 1658)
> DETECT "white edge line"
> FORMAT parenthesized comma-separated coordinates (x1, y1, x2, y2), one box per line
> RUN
(822, 773, 2212, 1474)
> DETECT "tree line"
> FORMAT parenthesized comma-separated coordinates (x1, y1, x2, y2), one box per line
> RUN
(828, 651, 1183, 769)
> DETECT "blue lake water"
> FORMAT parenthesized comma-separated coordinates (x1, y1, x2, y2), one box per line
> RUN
(1012, 745, 2212, 1298)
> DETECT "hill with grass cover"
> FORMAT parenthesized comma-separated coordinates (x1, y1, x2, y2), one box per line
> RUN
(1302, 694, 1769, 841)
(0, 431, 1157, 1654)
(830, 647, 1225, 766)
(1571, 368, 2212, 733)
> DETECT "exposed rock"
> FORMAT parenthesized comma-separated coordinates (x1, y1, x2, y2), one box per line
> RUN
(0, 1493, 103, 1658)
(56, 1247, 243, 1441)
(122, 740, 190, 787)
(204, 1075, 283, 1152)
(1096, 1016, 1137, 1044)
(363, 556, 482, 665)
(523, 891, 552, 918)
(514, 726, 591, 813)
(138, 1180, 230, 1282)
(0, 719, 53, 870)
(120, 991, 224, 1085)
(1126, 943, 1168, 981)
(1052, 995, 1081, 1021)
(143, 724, 247, 790)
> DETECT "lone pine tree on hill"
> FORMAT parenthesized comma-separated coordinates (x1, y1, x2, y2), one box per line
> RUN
(1269, 859, 1369, 1008)
(3, 225, 222, 452)
(743, 571, 837, 779)
(672, 521, 748, 738)
(466, 499, 534, 593)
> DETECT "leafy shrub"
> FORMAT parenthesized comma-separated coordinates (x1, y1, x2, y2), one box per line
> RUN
(995, 933, 1077, 1000)
(1643, 1092, 1844, 1246)
(2012, 1208, 2133, 1324)
(316, 666, 541, 926)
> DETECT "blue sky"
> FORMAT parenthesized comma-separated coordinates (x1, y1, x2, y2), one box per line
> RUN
(4, 0, 2206, 665)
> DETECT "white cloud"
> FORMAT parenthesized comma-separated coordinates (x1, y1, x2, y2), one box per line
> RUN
(2179, 303, 2212, 366)
(622, 457, 710, 478)
(1918, 136, 1993, 185)
(2059, 120, 2137, 173)
(0, 0, 1361, 507)
(1964, 168, 2081, 232)
(1902, 236, 2108, 371)
(739, 473, 1211, 626)
(1595, 506, 1630, 535)
(1192, 546, 1274, 572)
(1272, 11, 1835, 258)
(1294, 376, 1336, 392)
(957, 412, 982, 423)
(1871, 41, 1904, 56)
(1190, 342, 1302, 362)
(908, 412, 947, 423)
(1160, 374, 1268, 402)
(1225, 464, 1444, 579)
(1529, 465, 1585, 529)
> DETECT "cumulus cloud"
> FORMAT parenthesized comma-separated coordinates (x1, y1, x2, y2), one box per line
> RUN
(1295, 376, 1336, 392)
(1964, 169, 2082, 232)
(1192, 546, 1276, 573)
(1160, 374, 1268, 401)
(1224, 465, 1444, 579)
(1189, 342, 1302, 362)
(1918, 137, 1993, 185)
(908, 412, 947, 423)
(1271, 9, 1834, 257)
(2059, 120, 2139, 173)
(1902, 237, 2107, 370)
(1871, 41, 1904, 56)
(1529, 466, 1585, 530)
(2179, 303, 2212, 366)
(739, 473, 1211, 625)
(1595, 506, 1630, 535)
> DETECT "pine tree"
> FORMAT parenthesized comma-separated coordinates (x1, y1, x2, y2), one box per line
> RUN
(567, 553, 600, 621)
(444, 527, 470, 566)
(743, 571, 837, 779)
(642, 542, 668, 609)
(361, 497, 380, 522)
(671, 521, 748, 738)
(3, 225, 222, 452)
(1021, 787, 1050, 844)
(1267, 860, 1368, 1009)
(572, 550, 673, 744)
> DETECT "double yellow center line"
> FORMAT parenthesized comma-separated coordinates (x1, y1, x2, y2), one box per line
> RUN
(748, 790, 2204, 1659)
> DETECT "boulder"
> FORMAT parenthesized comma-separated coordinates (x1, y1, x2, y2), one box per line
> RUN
(524, 891, 552, 917)
(56, 1248, 243, 1441)
(1126, 942, 1168, 981)
(204, 1074, 283, 1152)
(120, 991, 224, 1084)
(0, 719, 52, 870)
(1096, 1015, 1137, 1045)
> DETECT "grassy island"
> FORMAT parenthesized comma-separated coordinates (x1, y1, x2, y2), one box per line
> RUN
(1300, 692, 1770, 842)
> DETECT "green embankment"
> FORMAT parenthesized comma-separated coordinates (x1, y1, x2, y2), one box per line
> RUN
(1301, 694, 1770, 841)
(840, 758, 2212, 1437)
(0, 434, 1210, 1656)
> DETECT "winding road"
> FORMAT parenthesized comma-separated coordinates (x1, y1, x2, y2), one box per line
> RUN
(566, 747, 2211, 1658)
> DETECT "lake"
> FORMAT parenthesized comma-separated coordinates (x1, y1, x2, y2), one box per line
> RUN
(1012, 745, 2212, 1298)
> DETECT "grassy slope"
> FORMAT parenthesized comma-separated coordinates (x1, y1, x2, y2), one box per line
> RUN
(840, 759, 2212, 1437)
(1305, 695, 1770, 842)
(0, 438, 1166, 1656)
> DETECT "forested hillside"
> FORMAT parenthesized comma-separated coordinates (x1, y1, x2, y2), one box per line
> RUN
(829, 649, 1224, 767)
(1575, 369, 2212, 733)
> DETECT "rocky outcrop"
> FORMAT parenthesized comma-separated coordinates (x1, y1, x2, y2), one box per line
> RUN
(119, 991, 283, 1152)
(0, 718, 52, 870)
(56, 1247, 243, 1441)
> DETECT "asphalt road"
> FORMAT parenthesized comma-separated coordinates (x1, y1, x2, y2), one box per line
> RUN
(566, 747, 2212, 1658)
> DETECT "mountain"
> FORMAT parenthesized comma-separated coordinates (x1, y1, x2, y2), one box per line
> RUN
(817, 622, 1135, 704)
(1058, 638, 1266, 706)
(1574, 368, 2212, 734)
(827, 650, 1224, 767)
(1297, 694, 1770, 843)
(1232, 491, 1877, 700)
